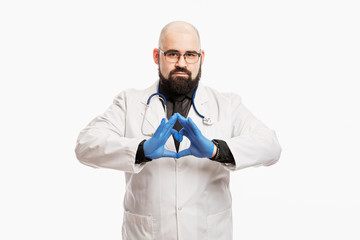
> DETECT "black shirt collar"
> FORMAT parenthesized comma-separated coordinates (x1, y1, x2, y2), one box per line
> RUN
(158, 82, 196, 102)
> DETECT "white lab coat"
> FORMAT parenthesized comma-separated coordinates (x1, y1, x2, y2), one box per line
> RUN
(75, 81, 281, 240)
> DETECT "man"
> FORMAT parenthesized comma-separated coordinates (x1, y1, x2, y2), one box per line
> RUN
(75, 21, 281, 240)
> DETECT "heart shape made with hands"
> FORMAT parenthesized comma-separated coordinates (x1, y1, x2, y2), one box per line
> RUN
(143, 113, 214, 159)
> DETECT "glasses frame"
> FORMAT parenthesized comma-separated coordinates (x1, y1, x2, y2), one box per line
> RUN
(158, 48, 202, 64)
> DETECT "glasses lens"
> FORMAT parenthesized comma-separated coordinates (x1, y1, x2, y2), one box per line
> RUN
(165, 52, 180, 63)
(163, 51, 200, 63)
(185, 53, 199, 63)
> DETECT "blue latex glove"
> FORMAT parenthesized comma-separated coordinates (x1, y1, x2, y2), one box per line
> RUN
(177, 115, 215, 159)
(143, 114, 179, 159)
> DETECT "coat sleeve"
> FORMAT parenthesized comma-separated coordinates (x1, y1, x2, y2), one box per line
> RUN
(222, 93, 282, 171)
(74, 91, 147, 173)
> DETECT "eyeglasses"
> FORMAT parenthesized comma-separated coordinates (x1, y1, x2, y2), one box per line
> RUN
(159, 49, 201, 64)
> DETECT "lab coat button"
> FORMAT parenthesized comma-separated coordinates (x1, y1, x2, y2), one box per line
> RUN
(178, 207, 182, 211)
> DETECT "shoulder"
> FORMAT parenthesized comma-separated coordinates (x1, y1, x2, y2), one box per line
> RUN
(201, 84, 243, 106)
(112, 81, 158, 105)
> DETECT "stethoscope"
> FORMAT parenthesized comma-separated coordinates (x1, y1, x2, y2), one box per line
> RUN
(145, 85, 213, 126)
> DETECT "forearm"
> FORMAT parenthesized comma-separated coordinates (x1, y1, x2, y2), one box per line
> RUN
(75, 126, 146, 172)
(223, 93, 281, 170)
(225, 127, 281, 170)
(210, 139, 235, 164)
(135, 140, 152, 164)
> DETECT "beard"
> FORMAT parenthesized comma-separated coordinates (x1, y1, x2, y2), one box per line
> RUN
(159, 65, 202, 96)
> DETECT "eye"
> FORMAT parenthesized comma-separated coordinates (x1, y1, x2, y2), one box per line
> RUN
(166, 52, 179, 57)
(185, 53, 197, 57)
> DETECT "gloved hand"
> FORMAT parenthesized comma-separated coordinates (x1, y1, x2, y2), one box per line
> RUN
(143, 114, 179, 159)
(176, 115, 215, 159)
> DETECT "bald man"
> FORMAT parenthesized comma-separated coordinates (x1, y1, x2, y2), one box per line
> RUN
(75, 21, 281, 240)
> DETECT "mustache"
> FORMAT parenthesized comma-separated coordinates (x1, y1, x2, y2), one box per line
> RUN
(170, 67, 191, 76)
(158, 65, 201, 96)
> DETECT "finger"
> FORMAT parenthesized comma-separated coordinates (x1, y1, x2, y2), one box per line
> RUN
(178, 117, 195, 138)
(162, 149, 178, 158)
(177, 114, 188, 128)
(153, 118, 166, 136)
(163, 116, 180, 140)
(164, 123, 177, 140)
(169, 113, 178, 122)
(171, 129, 183, 142)
(187, 117, 201, 135)
(155, 116, 175, 140)
(164, 114, 178, 132)
(177, 148, 192, 158)
(178, 128, 188, 138)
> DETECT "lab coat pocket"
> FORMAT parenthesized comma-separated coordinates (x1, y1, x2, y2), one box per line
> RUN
(207, 208, 233, 240)
(122, 211, 154, 240)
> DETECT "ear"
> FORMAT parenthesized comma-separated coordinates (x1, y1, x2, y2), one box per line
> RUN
(200, 49, 205, 65)
(153, 48, 160, 65)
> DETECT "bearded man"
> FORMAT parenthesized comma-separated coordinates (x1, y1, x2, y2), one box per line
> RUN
(75, 21, 281, 240)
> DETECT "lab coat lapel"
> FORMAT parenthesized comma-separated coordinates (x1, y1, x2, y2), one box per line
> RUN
(140, 81, 165, 136)
(189, 84, 212, 129)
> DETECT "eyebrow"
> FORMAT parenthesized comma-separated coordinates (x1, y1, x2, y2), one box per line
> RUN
(164, 49, 179, 52)
(165, 49, 199, 53)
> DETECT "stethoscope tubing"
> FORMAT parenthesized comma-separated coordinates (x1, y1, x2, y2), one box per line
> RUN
(145, 84, 212, 126)
(147, 92, 167, 105)
(147, 85, 204, 118)
(191, 85, 205, 119)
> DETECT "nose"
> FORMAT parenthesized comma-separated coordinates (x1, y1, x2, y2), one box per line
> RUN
(175, 55, 187, 68)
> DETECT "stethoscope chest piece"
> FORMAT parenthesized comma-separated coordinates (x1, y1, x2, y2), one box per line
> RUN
(202, 117, 213, 126)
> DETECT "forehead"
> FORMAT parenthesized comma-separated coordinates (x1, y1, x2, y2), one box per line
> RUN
(161, 31, 200, 51)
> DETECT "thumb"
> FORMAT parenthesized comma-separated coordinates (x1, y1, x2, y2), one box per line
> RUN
(171, 129, 183, 142)
(162, 149, 178, 158)
(177, 148, 192, 158)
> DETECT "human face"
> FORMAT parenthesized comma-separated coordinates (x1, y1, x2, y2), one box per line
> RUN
(153, 30, 205, 81)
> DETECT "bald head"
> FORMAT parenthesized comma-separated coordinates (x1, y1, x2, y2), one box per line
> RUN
(158, 21, 201, 49)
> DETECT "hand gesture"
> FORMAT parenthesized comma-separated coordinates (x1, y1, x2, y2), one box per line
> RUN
(143, 114, 179, 159)
(176, 115, 215, 159)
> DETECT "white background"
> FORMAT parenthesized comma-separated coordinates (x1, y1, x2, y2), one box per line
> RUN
(1, 0, 359, 239)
